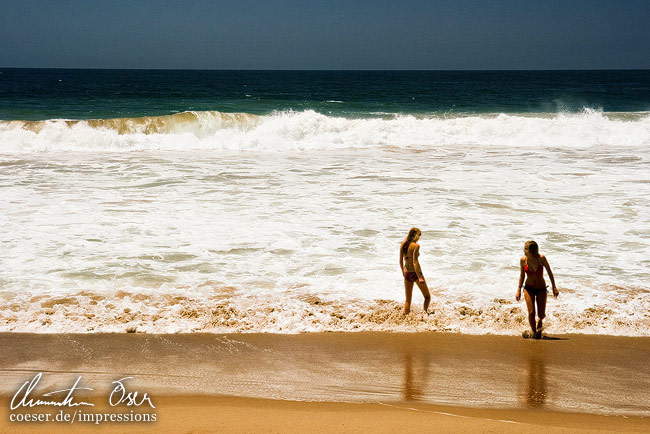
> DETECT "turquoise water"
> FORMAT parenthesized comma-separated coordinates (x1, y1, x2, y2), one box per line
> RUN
(1, 69, 649, 120)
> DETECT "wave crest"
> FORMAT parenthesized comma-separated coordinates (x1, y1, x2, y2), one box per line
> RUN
(1, 109, 650, 152)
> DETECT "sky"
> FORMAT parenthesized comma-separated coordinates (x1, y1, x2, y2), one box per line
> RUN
(1, 0, 649, 70)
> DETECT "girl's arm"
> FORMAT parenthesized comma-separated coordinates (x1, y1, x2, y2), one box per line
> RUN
(542, 256, 558, 296)
(516, 258, 525, 301)
(399, 243, 405, 273)
(413, 245, 424, 281)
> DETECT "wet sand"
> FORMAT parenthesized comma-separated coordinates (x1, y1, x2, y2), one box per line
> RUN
(3, 395, 649, 434)
(1, 332, 649, 433)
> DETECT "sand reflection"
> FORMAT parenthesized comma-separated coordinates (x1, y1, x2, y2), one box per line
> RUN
(524, 351, 547, 408)
(401, 349, 431, 401)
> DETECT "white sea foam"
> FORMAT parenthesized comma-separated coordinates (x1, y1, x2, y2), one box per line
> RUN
(1, 111, 649, 335)
(1, 109, 649, 153)
(1, 286, 647, 335)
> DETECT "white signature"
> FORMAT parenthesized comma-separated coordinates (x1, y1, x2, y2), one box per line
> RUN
(109, 377, 155, 408)
(10, 373, 155, 410)
(11, 373, 93, 410)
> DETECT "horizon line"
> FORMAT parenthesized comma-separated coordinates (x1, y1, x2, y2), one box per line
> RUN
(2, 67, 649, 72)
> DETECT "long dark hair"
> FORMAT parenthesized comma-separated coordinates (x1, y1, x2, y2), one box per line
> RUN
(402, 227, 421, 254)
(524, 240, 540, 258)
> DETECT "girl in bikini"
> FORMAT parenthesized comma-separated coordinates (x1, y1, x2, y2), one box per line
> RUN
(400, 228, 431, 315)
(516, 240, 558, 338)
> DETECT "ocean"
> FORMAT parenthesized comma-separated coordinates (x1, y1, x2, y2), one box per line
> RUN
(1, 69, 649, 335)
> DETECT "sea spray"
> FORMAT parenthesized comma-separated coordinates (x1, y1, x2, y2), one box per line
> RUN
(2, 110, 650, 153)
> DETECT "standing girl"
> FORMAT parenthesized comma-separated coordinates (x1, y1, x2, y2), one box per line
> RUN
(517, 240, 558, 338)
(400, 228, 431, 315)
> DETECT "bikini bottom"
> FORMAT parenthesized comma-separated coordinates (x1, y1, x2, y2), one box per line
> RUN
(404, 272, 419, 282)
(524, 284, 546, 296)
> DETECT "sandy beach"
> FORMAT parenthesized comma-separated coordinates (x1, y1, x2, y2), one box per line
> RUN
(1, 332, 649, 433)
(3, 394, 649, 434)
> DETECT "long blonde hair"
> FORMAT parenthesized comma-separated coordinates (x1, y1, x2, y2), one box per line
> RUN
(524, 240, 540, 258)
(402, 227, 421, 254)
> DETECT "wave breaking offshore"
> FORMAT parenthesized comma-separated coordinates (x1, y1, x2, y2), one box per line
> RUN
(2, 109, 650, 152)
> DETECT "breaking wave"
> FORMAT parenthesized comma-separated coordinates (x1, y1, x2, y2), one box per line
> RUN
(2, 109, 650, 152)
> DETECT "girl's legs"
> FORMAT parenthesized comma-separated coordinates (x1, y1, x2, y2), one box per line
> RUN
(524, 290, 537, 335)
(416, 280, 431, 314)
(404, 280, 415, 314)
(535, 290, 547, 332)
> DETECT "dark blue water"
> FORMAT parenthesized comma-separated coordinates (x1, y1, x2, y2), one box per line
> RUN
(1, 69, 649, 120)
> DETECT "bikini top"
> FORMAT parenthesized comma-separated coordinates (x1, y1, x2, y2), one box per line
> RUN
(524, 259, 544, 276)
(403, 243, 417, 260)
